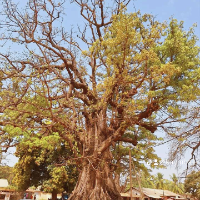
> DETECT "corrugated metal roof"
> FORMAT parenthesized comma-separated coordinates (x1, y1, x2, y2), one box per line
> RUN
(120, 193, 140, 198)
(141, 188, 164, 198)
(160, 189, 178, 197)
(122, 188, 148, 198)
(0, 179, 8, 188)
(147, 194, 162, 198)
(126, 187, 182, 199)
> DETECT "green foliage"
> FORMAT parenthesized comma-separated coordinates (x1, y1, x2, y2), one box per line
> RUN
(112, 129, 164, 177)
(0, 2, 200, 199)
(184, 171, 200, 199)
(13, 138, 78, 193)
(129, 172, 184, 194)
(0, 165, 14, 185)
(89, 11, 200, 112)
(169, 173, 184, 194)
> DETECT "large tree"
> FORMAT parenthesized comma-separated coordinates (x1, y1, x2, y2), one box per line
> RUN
(0, 0, 200, 199)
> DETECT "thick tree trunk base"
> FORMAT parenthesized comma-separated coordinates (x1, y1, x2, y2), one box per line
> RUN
(68, 165, 122, 200)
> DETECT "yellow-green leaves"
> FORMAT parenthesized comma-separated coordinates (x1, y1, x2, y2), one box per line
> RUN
(87, 7, 200, 121)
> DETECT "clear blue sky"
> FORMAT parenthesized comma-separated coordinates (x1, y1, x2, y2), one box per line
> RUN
(65, 0, 200, 38)
(2, 0, 200, 180)
(132, 0, 200, 34)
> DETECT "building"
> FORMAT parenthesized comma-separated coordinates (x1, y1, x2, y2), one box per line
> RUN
(0, 180, 9, 188)
(0, 179, 20, 200)
(26, 188, 62, 200)
(121, 187, 187, 200)
(0, 179, 62, 200)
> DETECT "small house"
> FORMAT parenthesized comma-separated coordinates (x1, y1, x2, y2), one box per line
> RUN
(121, 187, 187, 200)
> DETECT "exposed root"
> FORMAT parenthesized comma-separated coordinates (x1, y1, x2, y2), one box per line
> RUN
(68, 165, 122, 200)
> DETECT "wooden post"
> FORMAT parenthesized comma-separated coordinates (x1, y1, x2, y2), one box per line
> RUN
(129, 149, 133, 200)
(132, 160, 144, 200)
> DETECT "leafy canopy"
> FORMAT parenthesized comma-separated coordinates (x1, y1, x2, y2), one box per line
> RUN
(0, 1, 199, 199)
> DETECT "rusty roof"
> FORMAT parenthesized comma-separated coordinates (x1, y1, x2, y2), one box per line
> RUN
(126, 187, 184, 199)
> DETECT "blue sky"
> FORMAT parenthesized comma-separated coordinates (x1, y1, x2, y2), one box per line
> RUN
(2, 0, 200, 180)
(133, 0, 200, 33)
(65, 0, 200, 38)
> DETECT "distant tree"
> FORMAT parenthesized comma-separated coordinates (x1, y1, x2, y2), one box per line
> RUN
(0, 165, 13, 185)
(169, 173, 184, 194)
(184, 171, 200, 199)
(13, 137, 78, 200)
(132, 172, 156, 189)
(154, 173, 165, 189)
(149, 173, 171, 191)
(127, 172, 184, 194)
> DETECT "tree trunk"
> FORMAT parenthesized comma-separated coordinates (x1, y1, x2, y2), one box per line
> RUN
(68, 113, 123, 200)
(52, 189, 57, 200)
(69, 152, 122, 200)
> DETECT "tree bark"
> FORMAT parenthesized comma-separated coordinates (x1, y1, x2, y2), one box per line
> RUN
(69, 151, 122, 200)
(67, 110, 124, 200)
(114, 172, 122, 192)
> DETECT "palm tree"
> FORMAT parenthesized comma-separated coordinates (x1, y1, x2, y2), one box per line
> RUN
(153, 173, 172, 190)
(139, 172, 155, 189)
(155, 173, 165, 189)
(169, 173, 184, 194)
